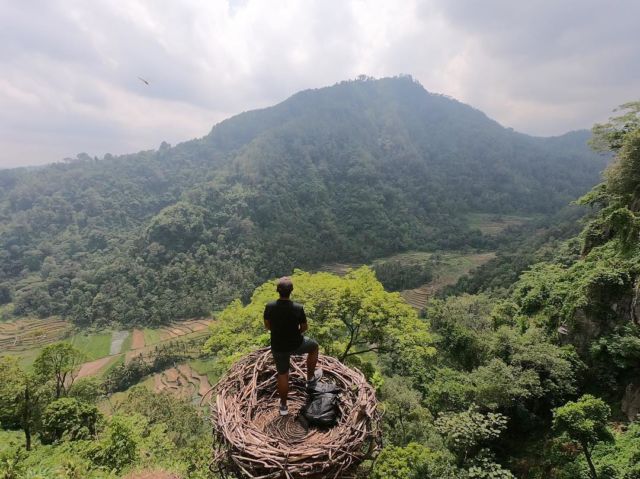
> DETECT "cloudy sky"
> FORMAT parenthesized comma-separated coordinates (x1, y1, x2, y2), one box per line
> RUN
(1, 0, 638, 168)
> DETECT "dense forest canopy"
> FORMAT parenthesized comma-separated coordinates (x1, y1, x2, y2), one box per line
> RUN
(0, 76, 607, 326)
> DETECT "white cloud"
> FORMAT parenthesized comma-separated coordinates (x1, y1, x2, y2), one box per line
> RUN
(0, 0, 638, 167)
(424, 0, 640, 134)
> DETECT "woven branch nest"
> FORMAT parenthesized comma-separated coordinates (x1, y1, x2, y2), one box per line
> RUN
(208, 348, 382, 479)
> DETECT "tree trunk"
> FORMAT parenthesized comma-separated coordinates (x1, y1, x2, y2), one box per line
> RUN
(24, 424, 31, 451)
(582, 444, 598, 479)
(398, 411, 406, 444)
(340, 327, 356, 362)
(23, 386, 31, 451)
(56, 373, 65, 399)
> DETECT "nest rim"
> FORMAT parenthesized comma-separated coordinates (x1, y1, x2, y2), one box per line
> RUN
(209, 348, 381, 479)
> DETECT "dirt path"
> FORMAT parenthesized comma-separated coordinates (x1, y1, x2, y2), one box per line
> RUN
(131, 329, 145, 349)
(77, 356, 114, 378)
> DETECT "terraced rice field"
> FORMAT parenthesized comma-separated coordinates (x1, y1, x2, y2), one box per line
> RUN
(189, 358, 219, 384)
(129, 319, 213, 362)
(316, 262, 357, 276)
(143, 318, 212, 345)
(4, 317, 214, 396)
(318, 250, 497, 311)
(467, 213, 532, 237)
(0, 318, 72, 352)
(151, 363, 213, 404)
(400, 252, 496, 310)
(161, 318, 212, 339)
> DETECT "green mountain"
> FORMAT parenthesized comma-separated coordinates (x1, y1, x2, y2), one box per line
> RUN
(0, 76, 607, 325)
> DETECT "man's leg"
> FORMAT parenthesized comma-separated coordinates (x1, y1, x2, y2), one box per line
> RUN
(273, 351, 291, 413)
(306, 343, 319, 381)
(290, 338, 321, 384)
(277, 372, 289, 405)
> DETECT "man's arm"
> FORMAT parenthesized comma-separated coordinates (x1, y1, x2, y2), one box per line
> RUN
(299, 305, 308, 333)
(264, 305, 271, 330)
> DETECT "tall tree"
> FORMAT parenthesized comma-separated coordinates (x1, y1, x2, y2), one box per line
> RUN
(0, 357, 42, 450)
(553, 395, 612, 479)
(33, 343, 84, 399)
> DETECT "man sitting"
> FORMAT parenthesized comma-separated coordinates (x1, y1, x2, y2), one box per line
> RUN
(264, 276, 322, 416)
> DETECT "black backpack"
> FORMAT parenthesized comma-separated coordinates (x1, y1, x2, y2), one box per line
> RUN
(301, 381, 340, 428)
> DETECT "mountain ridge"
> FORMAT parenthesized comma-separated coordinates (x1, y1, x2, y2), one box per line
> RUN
(0, 76, 608, 325)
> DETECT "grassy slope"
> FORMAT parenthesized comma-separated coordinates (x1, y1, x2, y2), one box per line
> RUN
(69, 332, 112, 361)
(143, 328, 164, 346)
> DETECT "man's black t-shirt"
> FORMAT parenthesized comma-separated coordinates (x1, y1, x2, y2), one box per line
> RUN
(264, 299, 306, 352)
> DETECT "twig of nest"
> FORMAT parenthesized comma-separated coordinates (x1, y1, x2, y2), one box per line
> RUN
(208, 348, 382, 478)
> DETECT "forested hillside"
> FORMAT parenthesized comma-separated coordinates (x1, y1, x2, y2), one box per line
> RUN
(0, 76, 607, 326)
(202, 102, 640, 478)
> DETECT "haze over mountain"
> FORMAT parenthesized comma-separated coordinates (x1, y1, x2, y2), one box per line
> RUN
(0, 76, 607, 325)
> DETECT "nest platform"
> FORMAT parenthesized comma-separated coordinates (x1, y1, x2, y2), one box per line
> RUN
(209, 348, 381, 479)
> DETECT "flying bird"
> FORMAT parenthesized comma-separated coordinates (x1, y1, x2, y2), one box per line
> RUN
(137, 77, 150, 85)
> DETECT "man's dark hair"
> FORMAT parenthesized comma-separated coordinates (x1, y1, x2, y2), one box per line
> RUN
(276, 276, 293, 298)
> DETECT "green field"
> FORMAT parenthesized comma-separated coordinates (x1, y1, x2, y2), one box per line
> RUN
(8, 347, 41, 369)
(119, 332, 132, 355)
(189, 358, 218, 384)
(466, 213, 533, 236)
(143, 328, 164, 345)
(431, 251, 496, 282)
(5, 328, 113, 369)
(370, 250, 434, 266)
(319, 251, 433, 277)
(68, 332, 112, 361)
(321, 250, 493, 285)
(318, 249, 497, 311)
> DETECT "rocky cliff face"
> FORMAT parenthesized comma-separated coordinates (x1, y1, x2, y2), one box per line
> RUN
(569, 279, 640, 421)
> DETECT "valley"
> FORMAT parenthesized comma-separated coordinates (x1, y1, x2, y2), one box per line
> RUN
(1, 317, 215, 404)
(1, 240, 497, 402)
(320, 250, 497, 310)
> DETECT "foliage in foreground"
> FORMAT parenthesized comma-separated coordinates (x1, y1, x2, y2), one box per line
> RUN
(0, 386, 211, 479)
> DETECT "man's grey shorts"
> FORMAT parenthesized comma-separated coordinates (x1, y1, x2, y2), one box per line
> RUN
(272, 337, 318, 375)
